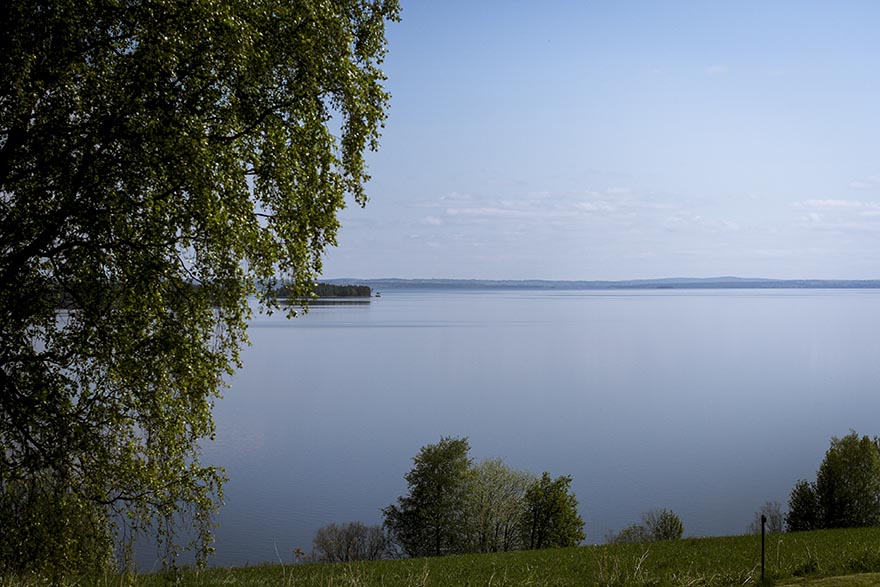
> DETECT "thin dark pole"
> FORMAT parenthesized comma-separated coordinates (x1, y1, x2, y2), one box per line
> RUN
(761, 513, 766, 583)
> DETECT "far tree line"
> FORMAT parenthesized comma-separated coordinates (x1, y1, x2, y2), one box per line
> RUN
(276, 283, 372, 299)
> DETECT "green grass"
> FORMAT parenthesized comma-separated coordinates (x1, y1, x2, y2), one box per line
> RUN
(8, 527, 880, 586)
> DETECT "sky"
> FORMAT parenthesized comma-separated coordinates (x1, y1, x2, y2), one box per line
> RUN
(322, 1, 880, 281)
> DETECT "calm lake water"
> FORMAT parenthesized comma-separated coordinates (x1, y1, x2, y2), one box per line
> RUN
(142, 289, 880, 568)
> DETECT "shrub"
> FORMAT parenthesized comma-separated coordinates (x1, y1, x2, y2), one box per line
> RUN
(606, 523, 651, 544)
(749, 501, 785, 534)
(642, 509, 684, 541)
(606, 509, 683, 544)
(313, 521, 389, 562)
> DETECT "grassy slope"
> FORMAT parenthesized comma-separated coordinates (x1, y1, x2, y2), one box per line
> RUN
(5, 528, 880, 586)
(129, 527, 880, 587)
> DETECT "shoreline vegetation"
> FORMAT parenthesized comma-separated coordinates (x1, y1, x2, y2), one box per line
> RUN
(323, 276, 880, 291)
(312, 283, 372, 298)
(26, 527, 880, 586)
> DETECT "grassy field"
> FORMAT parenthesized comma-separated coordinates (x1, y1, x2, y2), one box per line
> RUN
(8, 527, 880, 586)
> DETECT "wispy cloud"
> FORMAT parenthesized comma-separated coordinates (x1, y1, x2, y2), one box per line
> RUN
(662, 212, 741, 233)
(574, 201, 616, 212)
(427, 187, 659, 226)
(794, 199, 880, 232)
(848, 176, 880, 190)
(705, 64, 728, 76)
(406, 187, 746, 252)
(444, 206, 531, 219)
(794, 199, 880, 210)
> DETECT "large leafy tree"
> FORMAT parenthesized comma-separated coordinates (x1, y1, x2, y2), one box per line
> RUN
(383, 437, 473, 557)
(384, 440, 588, 558)
(0, 0, 399, 573)
(815, 431, 880, 528)
(785, 432, 880, 532)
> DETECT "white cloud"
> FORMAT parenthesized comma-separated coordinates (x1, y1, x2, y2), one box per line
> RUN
(661, 212, 740, 233)
(794, 199, 880, 209)
(438, 191, 475, 202)
(705, 64, 728, 76)
(422, 216, 444, 226)
(848, 176, 880, 190)
(797, 204, 880, 233)
(574, 201, 615, 212)
(444, 206, 530, 219)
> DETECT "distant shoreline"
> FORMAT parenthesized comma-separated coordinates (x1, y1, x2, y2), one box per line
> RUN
(324, 277, 880, 291)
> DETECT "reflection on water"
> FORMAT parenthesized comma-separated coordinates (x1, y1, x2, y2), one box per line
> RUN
(154, 289, 880, 568)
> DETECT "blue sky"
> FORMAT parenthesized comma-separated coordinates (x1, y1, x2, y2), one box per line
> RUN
(323, 1, 880, 280)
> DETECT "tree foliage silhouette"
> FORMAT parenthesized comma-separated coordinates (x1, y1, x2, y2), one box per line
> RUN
(0, 0, 398, 573)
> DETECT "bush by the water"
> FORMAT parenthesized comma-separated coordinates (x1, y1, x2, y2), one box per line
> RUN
(606, 508, 684, 544)
(312, 522, 389, 562)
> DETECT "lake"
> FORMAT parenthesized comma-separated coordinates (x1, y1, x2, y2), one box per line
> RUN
(143, 289, 880, 568)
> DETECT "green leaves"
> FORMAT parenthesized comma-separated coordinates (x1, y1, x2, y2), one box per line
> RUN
(641, 508, 684, 542)
(1, 0, 398, 575)
(465, 458, 535, 553)
(786, 431, 880, 532)
(383, 438, 585, 558)
(523, 473, 586, 549)
(787, 480, 820, 532)
(383, 437, 473, 558)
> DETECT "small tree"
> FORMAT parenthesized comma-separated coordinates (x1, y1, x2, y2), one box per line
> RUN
(312, 521, 388, 562)
(786, 479, 820, 532)
(382, 437, 472, 557)
(522, 473, 586, 549)
(748, 501, 785, 534)
(641, 509, 684, 541)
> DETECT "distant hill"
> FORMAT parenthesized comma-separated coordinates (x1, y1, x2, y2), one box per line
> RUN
(322, 277, 880, 291)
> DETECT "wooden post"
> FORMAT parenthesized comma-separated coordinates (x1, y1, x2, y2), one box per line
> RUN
(761, 513, 766, 583)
